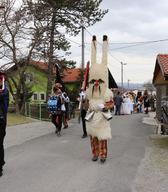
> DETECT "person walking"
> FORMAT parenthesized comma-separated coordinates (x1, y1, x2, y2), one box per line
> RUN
(49, 86, 62, 137)
(143, 90, 150, 114)
(136, 92, 143, 113)
(79, 89, 89, 138)
(0, 72, 9, 177)
(85, 35, 113, 163)
(114, 91, 123, 115)
(55, 83, 70, 129)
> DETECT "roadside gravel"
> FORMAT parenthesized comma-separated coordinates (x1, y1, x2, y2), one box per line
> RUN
(132, 143, 168, 192)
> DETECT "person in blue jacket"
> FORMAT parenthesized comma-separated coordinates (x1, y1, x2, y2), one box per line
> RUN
(0, 72, 9, 177)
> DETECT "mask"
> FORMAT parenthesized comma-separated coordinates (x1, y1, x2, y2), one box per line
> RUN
(87, 35, 109, 100)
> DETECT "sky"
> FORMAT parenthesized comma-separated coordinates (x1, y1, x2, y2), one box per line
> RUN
(1, 0, 168, 85)
(65, 0, 168, 84)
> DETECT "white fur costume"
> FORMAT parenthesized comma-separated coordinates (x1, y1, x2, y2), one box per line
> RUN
(86, 35, 113, 140)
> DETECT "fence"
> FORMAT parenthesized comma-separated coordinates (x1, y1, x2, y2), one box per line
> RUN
(160, 96, 168, 134)
(24, 102, 78, 121)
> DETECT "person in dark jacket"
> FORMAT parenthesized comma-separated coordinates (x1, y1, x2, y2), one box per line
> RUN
(143, 90, 150, 114)
(78, 89, 89, 138)
(0, 72, 9, 177)
(114, 91, 123, 115)
(50, 86, 62, 137)
(55, 83, 70, 129)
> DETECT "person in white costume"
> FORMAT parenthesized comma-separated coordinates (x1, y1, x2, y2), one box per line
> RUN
(86, 35, 113, 163)
(122, 95, 133, 114)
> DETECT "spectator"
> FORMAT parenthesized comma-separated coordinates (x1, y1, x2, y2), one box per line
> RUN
(50, 86, 62, 136)
(78, 89, 89, 138)
(0, 72, 9, 177)
(113, 91, 123, 115)
(143, 90, 150, 114)
(136, 92, 143, 113)
(55, 83, 70, 129)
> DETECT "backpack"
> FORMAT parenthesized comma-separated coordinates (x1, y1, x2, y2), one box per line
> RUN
(47, 96, 58, 114)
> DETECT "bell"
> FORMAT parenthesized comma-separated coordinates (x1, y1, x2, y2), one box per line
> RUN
(85, 111, 95, 121)
(102, 111, 113, 121)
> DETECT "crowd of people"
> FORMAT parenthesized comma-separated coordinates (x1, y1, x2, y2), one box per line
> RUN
(0, 74, 157, 177)
(0, 36, 157, 177)
(112, 90, 156, 116)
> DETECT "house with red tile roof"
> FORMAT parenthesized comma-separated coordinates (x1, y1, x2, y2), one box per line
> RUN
(29, 60, 81, 84)
(7, 60, 82, 104)
(8, 59, 117, 104)
(152, 54, 168, 123)
(29, 60, 82, 102)
(61, 68, 81, 84)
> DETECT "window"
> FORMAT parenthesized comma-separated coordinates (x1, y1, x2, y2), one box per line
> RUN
(32, 93, 38, 101)
(40, 93, 46, 101)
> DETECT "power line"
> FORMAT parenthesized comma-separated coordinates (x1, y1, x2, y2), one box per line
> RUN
(84, 28, 93, 38)
(108, 52, 121, 63)
(84, 27, 125, 67)
(109, 38, 168, 45)
(109, 38, 168, 51)
(65, 37, 81, 46)
(84, 27, 103, 46)
(82, 26, 168, 49)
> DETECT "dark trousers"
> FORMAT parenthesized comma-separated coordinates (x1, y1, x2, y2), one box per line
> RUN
(0, 117, 6, 169)
(115, 105, 121, 115)
(51, 113, 62, 132)
(81, 109, 87, 135)
(62, 111, 68, 127)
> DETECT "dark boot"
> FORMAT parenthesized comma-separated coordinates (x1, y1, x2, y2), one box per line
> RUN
(100, 158, 106, 164)
(0, 167, 3, 177)
(81, 134, 87, 138)
(92, 156, 98, 161)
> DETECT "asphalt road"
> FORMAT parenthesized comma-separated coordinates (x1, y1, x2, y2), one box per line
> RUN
(0, 113, 154, 192)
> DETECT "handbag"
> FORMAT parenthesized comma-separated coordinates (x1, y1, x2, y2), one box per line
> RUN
(61, 104, 66, 111)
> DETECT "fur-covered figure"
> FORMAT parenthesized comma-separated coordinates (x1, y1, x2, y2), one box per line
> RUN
(86, 35, 113, 163)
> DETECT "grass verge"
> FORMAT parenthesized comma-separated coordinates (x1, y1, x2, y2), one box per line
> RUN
(7, 113, 36, 127)
(150, 135, 168, 173)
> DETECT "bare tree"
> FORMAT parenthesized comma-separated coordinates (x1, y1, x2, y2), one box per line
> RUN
(0, 0, 42, 113)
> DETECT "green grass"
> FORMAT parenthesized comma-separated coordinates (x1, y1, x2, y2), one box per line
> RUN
(150, 136, 168, 173)
(151, 137, 168, 148)
(7, 113, 36, 127)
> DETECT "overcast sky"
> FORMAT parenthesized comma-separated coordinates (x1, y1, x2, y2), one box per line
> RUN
(66, 0, 168, 84)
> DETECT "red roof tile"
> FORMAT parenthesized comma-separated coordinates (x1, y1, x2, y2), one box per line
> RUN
(29, 60, 81, 83)
(157, 54, 168, 76)
(62, 68, 81, 83)
(30, 60, 54, 72)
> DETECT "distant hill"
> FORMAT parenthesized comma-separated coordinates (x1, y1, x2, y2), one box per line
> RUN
(117, 82, 144, 90)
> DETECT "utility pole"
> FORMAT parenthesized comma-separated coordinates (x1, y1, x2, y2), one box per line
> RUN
(121, 62, 127, 92)
(81, 24, 85, 69)
(127, 79, 130, 90)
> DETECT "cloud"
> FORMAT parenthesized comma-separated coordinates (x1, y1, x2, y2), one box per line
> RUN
(68, 0, 168, 84)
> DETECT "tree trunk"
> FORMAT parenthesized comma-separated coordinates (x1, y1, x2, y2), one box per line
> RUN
(46, 11, 56, 100)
